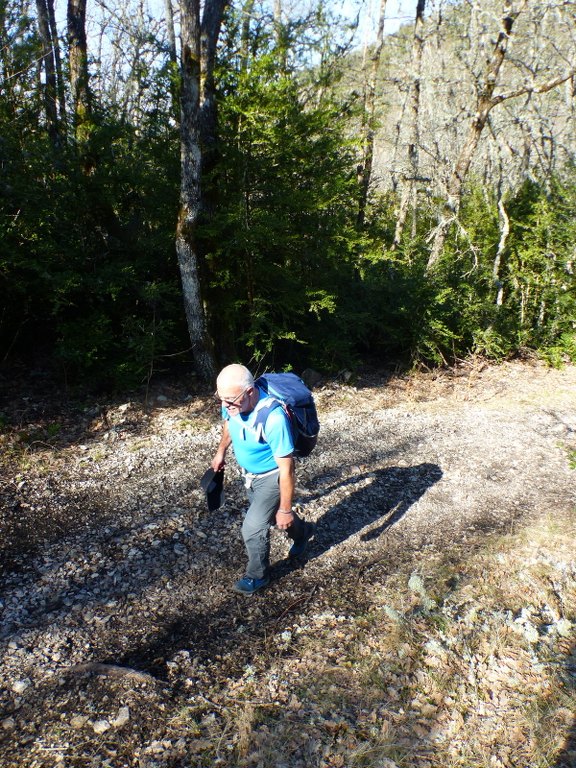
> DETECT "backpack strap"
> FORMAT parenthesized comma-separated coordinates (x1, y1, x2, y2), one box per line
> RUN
(252, 399, 283, 443)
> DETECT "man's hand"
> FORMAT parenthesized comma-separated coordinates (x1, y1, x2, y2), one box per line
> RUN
(276, 508, 294, 530)
(210, 453, 226, 472)
(211, 422, 231, 471)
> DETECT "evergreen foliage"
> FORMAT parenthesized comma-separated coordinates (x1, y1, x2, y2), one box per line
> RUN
(201, 50, 362, 370)
(0, 0, 574, 390)
(0, 100, 183, 388)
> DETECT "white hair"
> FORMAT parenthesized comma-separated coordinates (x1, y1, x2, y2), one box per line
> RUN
(216, 364, 254, 392)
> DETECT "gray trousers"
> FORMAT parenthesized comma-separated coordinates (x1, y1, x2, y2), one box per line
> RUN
(242, 469, 306, 580)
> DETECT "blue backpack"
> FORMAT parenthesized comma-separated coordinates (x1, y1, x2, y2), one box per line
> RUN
(254, 372, 320, 458)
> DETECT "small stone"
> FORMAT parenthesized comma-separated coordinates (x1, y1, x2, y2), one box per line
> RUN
(2, 718, 16, 732)
(522, 623, 539, 643)
(12, 680, 30, 694)
(112, 707, 130, 728)
(556, 619, 573, 638)
(92, 719, 111, 734)
(71, 715, 89, 730)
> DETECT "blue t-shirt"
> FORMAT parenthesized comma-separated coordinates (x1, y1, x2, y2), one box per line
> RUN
(224, 388, 294, 473)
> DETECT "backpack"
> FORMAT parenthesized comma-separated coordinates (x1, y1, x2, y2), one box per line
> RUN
(253, 372, 320, 458)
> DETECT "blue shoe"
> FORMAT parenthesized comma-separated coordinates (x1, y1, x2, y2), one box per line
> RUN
(233, 576, 270, 595)
(289, 522, 315, 559)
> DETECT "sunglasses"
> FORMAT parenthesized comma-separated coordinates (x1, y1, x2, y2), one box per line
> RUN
(214, 387, 250, 408)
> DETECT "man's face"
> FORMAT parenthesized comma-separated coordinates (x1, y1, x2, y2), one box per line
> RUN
(215, 385, 252, 414)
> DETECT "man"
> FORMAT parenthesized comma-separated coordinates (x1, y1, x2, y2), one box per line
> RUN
(211, 364, 314, 595)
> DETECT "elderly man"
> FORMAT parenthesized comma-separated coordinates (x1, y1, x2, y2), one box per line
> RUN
(211, 364, 313, 595)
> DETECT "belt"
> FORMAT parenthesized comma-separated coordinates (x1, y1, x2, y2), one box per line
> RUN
(242, 467, 280, 479)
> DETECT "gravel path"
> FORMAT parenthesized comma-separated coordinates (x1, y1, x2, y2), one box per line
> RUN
(0, 359, 575, 766)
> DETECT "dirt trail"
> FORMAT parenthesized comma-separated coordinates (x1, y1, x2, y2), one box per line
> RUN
(0, 359, 575, 766)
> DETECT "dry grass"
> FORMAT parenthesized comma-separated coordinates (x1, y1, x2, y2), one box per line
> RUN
(213, 512, 576, 768)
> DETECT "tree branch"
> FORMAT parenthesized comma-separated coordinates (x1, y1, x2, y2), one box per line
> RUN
(492, 69, 576, 107)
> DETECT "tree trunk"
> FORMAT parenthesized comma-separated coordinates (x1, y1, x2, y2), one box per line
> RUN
(494, 195, 509, 307)
(427, 1, 523, 270)
(176, 0, 216, 382)
(47, 0, 67, 129)
(67, 0, 92, 141)
(240, 0, 256, 70)
(356, 0, 387, 228)
(199, 0, 228, 215)
(393, 0, 426, 247)
(36, 0, 61, 148)
(164, 0, 177, 65)
(164, 0, 180, 121)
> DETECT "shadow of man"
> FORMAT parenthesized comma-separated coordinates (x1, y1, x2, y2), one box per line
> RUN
(302, 462, 443, 560)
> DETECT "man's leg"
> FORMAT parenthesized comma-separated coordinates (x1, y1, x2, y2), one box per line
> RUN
(241, 471, 280, 580)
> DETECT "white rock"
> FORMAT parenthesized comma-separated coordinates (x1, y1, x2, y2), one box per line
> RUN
(92, 719, 111, 734)
(523, 623, 540, 643)
(147, 740, 166, 754)
(12, 680, 31, 694)
(112, 707, 130, 728)
(556, 618, 573, 638)
(71, 715, 89, 730)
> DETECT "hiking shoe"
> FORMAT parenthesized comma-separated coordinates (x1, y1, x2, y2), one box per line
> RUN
(289, 522, 315, 559)
(233, 576, 270, 595)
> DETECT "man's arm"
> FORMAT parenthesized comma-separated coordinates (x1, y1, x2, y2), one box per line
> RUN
(275, 455, 295, 530)
(211, 420, 231, 471)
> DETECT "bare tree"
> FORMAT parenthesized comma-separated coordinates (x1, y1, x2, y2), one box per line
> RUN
(92, 0, 174, 122)
(427, 0, 575, 270)
(392, 0, 426, 246)
(357, 0, 387, 228)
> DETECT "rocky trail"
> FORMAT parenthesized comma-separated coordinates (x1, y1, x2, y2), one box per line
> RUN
(0, 359, 575, 767)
